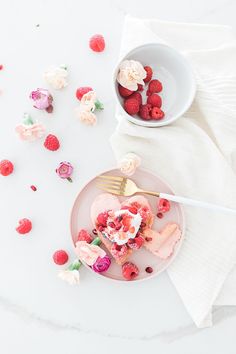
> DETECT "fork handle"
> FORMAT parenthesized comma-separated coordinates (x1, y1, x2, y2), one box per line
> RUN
(160, 192, 236, 214)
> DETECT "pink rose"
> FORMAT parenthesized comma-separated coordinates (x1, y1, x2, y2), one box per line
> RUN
(91, 255, 111, 273)
(56, 162, 73, 182)
(30, 88, 53, 112)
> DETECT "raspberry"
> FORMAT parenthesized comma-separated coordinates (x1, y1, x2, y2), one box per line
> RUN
(89, 34, 105, 52)
(127, 235, 144, 250)
(30, 185, 37, 191)
(145, 266, 153, 273)
(122, 262, 139, 280)
(157, 212, 163, 219)
(76, 87, 93, 100)
(158, 198, 170, 213)
(147, 93, 162, 108)
(0, 160, 14, 176)
(128, 92, 142, 106)
(127, 206, 138, 214)
(118, 84, 133, 98)
(151, 107, 165, 120)
(148, 79, 163, 94)
(53, 250, 69, 265)
(143, 66, 153, 83)
(44, 134, 60, 151)
(139, 104, 152, 120)
(16, 218, 32, 234)
(0, 64, 3, 70)
(137, 84, 144, 91)
(97, 212, 109, 227)
(77, 229, 93, 243)
(124, 98, 140, 115)
(111, 243, 128, 259)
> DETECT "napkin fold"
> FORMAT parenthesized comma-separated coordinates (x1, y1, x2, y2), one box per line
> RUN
(110, 15, 236, 327)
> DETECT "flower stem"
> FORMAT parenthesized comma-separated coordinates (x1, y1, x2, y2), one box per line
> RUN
(95, 100, 104, 111)
(67, 177, 73, 183)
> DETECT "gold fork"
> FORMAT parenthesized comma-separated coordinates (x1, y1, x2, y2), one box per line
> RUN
(97, 175, 236, 214)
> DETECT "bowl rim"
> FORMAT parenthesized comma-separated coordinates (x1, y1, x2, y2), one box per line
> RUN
(112, 42, 196, 128)
(70, 166, 186, 284)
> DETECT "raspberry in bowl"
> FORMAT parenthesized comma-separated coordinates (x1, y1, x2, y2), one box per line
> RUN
(113, 43, 196, 127)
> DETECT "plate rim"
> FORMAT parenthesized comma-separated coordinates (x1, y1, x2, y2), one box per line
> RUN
(70, 167, 186, 283)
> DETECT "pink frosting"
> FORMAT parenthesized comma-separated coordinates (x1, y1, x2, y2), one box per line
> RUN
(92, 255, 111, 273)
(75, 241, 106, 266)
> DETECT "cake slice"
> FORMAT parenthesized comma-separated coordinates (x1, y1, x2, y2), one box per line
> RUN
(142, 223, 181, 259)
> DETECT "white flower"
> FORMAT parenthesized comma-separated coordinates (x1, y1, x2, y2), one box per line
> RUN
(44, 66, 68, 89)
(75, 108, 97, 126)
(117, 60, 146, 91)
(58, 270, 80, 285)
(118, 153, 141, 176)
(80, 91, 97, 112)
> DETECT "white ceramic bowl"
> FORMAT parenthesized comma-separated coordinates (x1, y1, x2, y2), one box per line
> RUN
(113, 43, 196, 127)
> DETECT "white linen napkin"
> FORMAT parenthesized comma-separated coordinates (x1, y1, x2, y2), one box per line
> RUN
(110, 15, 236, 328)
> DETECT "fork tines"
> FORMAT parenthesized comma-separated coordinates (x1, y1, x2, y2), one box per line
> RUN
(96, 175, 126, 196)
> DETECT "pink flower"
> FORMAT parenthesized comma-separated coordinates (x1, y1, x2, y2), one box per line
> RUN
(75, 241, 106, 266)
(56, 162, 73, 182)
(91, 255, 111, 273)
(15, 122, 45, 141)
(76, 109, 97, 125)
(30, 88, 53, 112)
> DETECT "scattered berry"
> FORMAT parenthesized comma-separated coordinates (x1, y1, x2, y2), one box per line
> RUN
(76, 87, 93, 100)
(128, 92, 142, 106)
(77, 229, 93, 243)
(97, 211, 109, 227)
(89, 34, 105, 52)
(0, 160, 14, 176)
(147, 93, 162, 108)
(124, 98, 140, 115)
(157, 212, 163, 218)
(53, 250, 69, 265)
(137, 84, 144, 91)
(111, 243, 128, 259)
(30, 185, 37, 191)
(122, 262, 139, 280)
(139, 104, 152, 120)
(143, 66, 153, 83)
(127, 235, 144, 250)
(16, 218, 32, 234)
(44, 134, 60, 151)
(0, 64, 3, 71)
(145, 237, 152, 242)
(145, 266, 153, 273)
(151, 107, 165, 120)
(148, 79, 163, 94)
(118, 84, 133, 97)
(92, 228, 98, 235)
(158, 198, 171, 213)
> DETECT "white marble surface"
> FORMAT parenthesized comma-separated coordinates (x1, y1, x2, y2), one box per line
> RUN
(0, 0, 236, 353)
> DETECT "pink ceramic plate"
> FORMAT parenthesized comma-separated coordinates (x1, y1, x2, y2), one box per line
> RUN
(70, 168, 185, 282)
